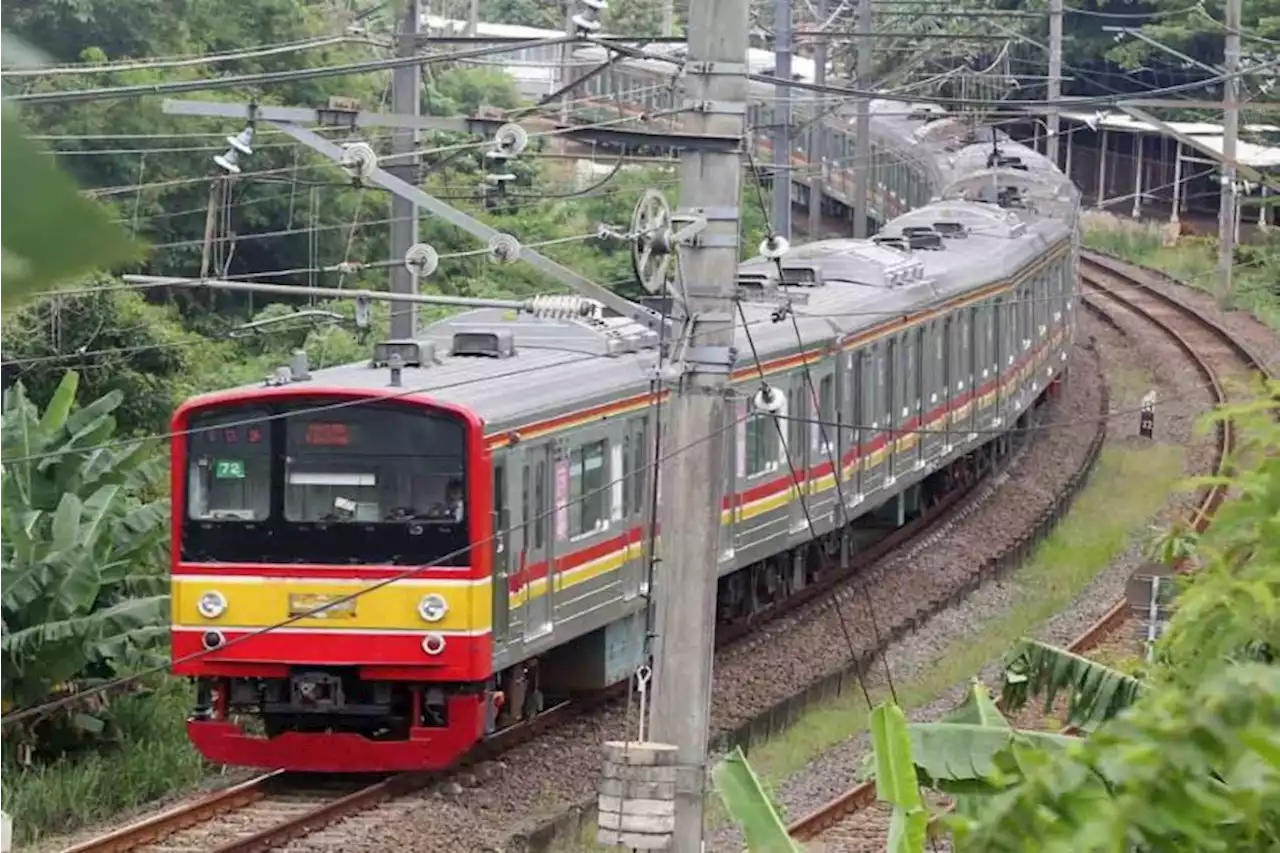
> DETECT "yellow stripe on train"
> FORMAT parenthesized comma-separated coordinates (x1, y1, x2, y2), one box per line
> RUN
(172, 576, 493, 633)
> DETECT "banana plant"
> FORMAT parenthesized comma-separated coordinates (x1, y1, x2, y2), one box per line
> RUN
(712, 746, 803, 852)
(1, 371, 169, 757)
(1001, 639, 1143, 733)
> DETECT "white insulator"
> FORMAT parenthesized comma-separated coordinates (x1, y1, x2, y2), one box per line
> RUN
(340, 142, 378, 180)
(759, 234, 790, 259)
(752, 385, 787, 416)
(581, 0, 608, 10)
(572, 13, 602, 32)
(335, 260, 362, 274)
(494, 123, 529, 156)
(528, 295, 603, 320)
(487, 233, 522, 264)
(404, 243, 439, 278)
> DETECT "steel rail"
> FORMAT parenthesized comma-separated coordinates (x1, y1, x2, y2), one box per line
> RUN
(58, 453, 987, 853)
(787, 252, 1274, 845)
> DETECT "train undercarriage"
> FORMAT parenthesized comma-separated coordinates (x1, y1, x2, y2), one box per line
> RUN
(190, 387, 1056, 769)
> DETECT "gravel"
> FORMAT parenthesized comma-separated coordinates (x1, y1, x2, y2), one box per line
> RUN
(275, 336, 1105, 853)
(715, 296, 1232, 853)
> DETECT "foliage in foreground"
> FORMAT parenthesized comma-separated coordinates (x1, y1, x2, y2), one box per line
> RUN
(1, 371, 170, 760)
(716, 383, 1280, 851)
(954, 386, 1280, 851)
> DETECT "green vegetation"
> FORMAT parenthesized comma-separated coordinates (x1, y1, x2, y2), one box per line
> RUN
(1082, 212, 1280, 330)
(725, 441, 1183, 786)
(717, 383, 1280, 851)
(3, 680, 204, 848)
(544, 435, 1186, 852)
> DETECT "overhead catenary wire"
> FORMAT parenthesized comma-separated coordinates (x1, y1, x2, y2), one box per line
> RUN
(0, 405, 751, 728)
(0, 35, 374, 78)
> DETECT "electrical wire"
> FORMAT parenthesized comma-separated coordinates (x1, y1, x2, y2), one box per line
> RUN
(0, 405, 750, 728)
(4, 36, 583, 106)
(0, 35, 369, 78)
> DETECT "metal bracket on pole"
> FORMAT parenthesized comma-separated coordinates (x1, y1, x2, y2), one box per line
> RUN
(162, 98, 494, 135)
(1115, 105, 1278, 193)
(268, 121, 667, 332)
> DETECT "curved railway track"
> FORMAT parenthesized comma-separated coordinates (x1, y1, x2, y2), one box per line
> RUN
(56, 450, 997, 853)
(786, 251, 1274, 849)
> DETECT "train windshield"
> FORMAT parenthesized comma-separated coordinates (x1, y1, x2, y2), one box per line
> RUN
(182, 401, 469, 566)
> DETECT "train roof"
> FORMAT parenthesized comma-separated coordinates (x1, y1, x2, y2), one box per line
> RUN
(185, 16, 1078, 436)
(188, 198, 1070, 434)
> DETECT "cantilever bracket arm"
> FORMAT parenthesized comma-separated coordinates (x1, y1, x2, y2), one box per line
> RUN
(270, 121, 666, 332)
(1116, 105, 1279, 194)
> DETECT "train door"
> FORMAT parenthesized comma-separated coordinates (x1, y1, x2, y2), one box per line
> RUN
(620, 415, 650, 601)
(907, 326, 923, 469)
(923, 321, 945, 461)
(810, 365, 838, 519)
(841, 350, 857, 492)
(492, 458, 511, 646)
(861, 342, 888, 495)
(786, 379, 809, 533)
(887, 334, 902, 482)
(724, 398, 740, 559)
(520, 443, 553, 642)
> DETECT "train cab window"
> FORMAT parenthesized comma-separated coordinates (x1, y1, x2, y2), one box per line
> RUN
(568, 440, 608, 537)
(183, 402, 470, 566)
(186, 408, 272, 522)
(283, 408, 465, 524)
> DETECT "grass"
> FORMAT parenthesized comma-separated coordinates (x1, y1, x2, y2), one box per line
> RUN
(1081, 211, 1280, 330)
(1, 677, 208, 849)
(546, 440, 1186, 852)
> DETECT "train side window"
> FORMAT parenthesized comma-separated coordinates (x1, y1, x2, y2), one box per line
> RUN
(494, 464, 507, 556)
(878, 342, 891, 426)
(521, 464, 531, 554)
(787, 381, 805, 463)
(569, 440, 608, 538)
(817, 374, 835, 452)
(744, 411, 775, 477)
(534, 458, 547, 550)
(628, 416, 649, 517)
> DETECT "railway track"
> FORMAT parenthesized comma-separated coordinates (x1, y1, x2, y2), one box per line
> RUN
(56, 444, 997, 853)
(786, 252, 1274, 850)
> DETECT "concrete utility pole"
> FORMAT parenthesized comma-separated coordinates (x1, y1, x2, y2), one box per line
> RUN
(662, 0, 676, 36)
(851, 0, 873, 238)
(1046, 0, 1063, 167)
(646, 0, 748, 849)
(1218, 0, 1241, 304)
(808, 0, 828, 238)
(466, 0, 479, 37)
(772, 0, 794, 240)
(389, 0, 421, 340)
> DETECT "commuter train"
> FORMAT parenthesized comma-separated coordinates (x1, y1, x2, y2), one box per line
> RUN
(170, 50, 1080, 772)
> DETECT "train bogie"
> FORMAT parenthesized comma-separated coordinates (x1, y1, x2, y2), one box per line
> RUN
(170, 22, 1081, 773)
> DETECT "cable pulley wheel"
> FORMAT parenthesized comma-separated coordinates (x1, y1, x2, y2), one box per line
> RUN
(404, 243, 439, 278)
(487, 233, 522, 264)
(493, 123, 529, 157)
(630, 189, 676, 296)
(340, 142, 378, 181)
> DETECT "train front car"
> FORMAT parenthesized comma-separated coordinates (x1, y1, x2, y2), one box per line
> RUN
(170, 385, 495, 772)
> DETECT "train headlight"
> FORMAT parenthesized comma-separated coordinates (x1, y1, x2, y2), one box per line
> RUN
(197, 590, 228, 619)
(418, 593, 449, 623)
